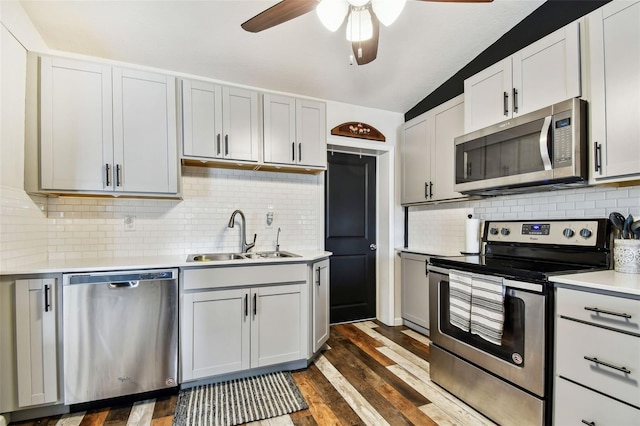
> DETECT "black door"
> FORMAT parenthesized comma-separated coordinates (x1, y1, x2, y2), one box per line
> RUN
(325, 152, 376, 323)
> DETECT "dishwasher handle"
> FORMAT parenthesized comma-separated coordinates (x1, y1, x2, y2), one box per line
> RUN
(66, 269, 177, 285)
(109, 281, 140, 289)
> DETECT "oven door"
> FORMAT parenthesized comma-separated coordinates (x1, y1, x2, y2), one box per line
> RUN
(428, 266, 546, 397)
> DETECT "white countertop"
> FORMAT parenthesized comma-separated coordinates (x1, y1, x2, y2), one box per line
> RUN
(552, 270, 640, 297)
(0, 250, 332, 275)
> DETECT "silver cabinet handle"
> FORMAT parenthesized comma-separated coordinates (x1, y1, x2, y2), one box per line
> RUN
(316, 268, 321, 286)
(225, 134, 229, 157)
(593, 142, 602, 173)
(253, 293, 257, 316)
(44, 284, 51, 312)
(105, 164, 111, 187)
(116, 164, 122, 187)
(584, 356, 631, 374)
(503, 91, 509, 116)
(429, 181, 433, 199)
(217, 134, 221, 156)
(370, 244, 377, 251)
(424, 182, 429, 199)
(244, 294, 248, 318)
(513, 88, 518, 113)
(299, 143, 302, 162)
(292, 142, 295, 162)
(584, 306, 632, 319)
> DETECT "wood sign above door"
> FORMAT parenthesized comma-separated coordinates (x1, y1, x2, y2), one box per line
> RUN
(331, 122, 385, 142)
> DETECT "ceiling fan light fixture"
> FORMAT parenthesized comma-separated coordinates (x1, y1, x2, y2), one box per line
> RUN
(346, 7, 373, 42)
(316, 0, 349, 32)
(371, 0, 406, 26)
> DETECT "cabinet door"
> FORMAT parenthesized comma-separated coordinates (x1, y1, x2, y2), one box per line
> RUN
(222, 86, 259, 162)
(113, 68, 178, 194)
(251, 284, 307, 368)
(401, 254, 429, 330)
(401, 114, 431, 204)
(263, 94, 296, 164)
(312, 260, 330, 352)
(431, 95, 465, 201)
(464, 58, 512, 133)
(40, 57, 113, 191)
(512, 21, 581, 116)
(181, 289, 250, 380)
(589, 1, 640, 181)
(182, 79, 223, 158)
(296, 99, 326, 167)
(15, 279, 57, 407)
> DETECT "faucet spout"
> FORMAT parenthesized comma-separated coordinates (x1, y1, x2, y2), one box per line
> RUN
(228, 210, 256, 253)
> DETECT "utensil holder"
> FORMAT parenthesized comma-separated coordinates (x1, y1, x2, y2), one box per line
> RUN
(613, 239, 640, 274)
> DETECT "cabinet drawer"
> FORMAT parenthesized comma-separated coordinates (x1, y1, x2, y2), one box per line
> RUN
(556, 317, 640, 407)
(556, 287, 640, 335)
(555, 377, 640, 425)
(183, 263, 307, 290)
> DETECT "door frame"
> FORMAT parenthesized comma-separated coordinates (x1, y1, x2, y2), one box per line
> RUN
(323, 138, 398, 326)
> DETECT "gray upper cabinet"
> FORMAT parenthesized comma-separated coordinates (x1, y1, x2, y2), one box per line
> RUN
(38, 56, 178, 197)
(402, 95, 465, 205)
(464, 21, 581, 133)
(588, 0, 640, 183)
(181, 79, 259, 163)
(263, 94, 326, 169)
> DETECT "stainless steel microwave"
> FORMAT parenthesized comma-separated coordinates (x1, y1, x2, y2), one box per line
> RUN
(454, 98, 587, 195)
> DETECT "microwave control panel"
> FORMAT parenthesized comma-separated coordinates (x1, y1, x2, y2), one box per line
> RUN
(553, 109, 573, 166)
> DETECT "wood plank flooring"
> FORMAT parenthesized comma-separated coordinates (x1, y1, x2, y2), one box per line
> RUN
(12, 321, 495, 426)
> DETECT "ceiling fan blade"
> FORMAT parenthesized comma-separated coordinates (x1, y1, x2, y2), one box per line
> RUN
(352, 16, 379, 65)
(241, 0, 318, 33)
(415, 0, 493, 2)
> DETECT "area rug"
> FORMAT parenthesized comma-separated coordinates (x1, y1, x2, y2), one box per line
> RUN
(173, 371, 308, 426)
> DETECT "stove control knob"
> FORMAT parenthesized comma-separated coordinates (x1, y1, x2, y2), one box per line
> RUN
(580, 228, 592, 239)
(500, 228, 510, 236)
(563, 228, 575, 238)
(490, 227, 499, 235)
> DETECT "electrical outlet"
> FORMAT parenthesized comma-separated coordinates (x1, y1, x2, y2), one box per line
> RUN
(124, 215, 136, 231)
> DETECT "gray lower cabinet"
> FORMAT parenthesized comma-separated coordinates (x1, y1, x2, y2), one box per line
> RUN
(14, 278, 58, 407)
(400, 252, 429, 333)
(312, 259, 330, 353)
(554, 287, 640, 424)
(180, 264, 309, 382)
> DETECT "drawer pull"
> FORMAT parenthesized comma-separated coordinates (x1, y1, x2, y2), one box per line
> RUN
(581, 421, 596, 426)
(584, 306, 632, 319)
(584, 356, 631, 374)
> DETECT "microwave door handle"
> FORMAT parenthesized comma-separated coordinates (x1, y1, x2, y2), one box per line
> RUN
(539, 116, 553, 171)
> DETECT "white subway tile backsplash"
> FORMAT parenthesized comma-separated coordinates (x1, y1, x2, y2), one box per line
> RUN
(0, 167, 323, 269)
(408, 185, 640, 252)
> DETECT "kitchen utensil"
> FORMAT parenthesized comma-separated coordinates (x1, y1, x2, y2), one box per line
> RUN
(609, 212, 625, 239)
(623, 214, 634, 239)
(630, 220, 640, 239)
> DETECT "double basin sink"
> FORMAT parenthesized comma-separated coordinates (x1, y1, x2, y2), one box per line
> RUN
(186, 251, 300, 262)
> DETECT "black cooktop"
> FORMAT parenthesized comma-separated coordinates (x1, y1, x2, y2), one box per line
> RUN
(429, 255, 604, 282)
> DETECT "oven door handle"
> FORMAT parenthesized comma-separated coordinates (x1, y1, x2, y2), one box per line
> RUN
(539, 115, 553, 171)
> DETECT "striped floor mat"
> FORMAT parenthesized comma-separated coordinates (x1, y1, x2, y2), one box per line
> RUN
(173, 371, 308, 426)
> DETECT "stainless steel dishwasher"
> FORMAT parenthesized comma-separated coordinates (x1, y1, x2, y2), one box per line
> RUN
(62, 269, 178, 404)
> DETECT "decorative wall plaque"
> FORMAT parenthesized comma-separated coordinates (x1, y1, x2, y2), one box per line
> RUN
(330, 122, 386, 142)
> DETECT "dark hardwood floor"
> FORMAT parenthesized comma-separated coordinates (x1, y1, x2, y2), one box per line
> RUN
(12, 321, 494, 425)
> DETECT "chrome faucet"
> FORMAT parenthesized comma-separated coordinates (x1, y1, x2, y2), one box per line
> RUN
(276, 227, 281, 253)
(228, 210, 256, 253)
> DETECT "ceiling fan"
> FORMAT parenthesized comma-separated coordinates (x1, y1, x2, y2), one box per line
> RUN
(242, 0, 493, 66)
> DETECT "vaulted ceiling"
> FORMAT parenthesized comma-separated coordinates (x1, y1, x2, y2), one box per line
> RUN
(20, 0, 545, 113)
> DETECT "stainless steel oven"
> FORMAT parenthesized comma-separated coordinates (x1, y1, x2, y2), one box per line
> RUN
(428, 219, 610, 426)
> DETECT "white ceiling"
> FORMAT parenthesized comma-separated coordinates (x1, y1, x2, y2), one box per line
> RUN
(19, 0, 545, 113)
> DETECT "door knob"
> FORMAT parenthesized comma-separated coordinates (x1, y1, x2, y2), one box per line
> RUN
(370, 244, 377, 251)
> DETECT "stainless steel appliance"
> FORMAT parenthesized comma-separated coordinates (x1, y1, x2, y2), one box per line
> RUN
(428, 219, 610, 426)
(454, 98, 587, 195)
(63, 269, 178, 404)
